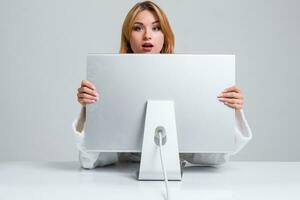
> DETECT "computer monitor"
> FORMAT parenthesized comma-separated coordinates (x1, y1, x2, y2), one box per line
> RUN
(85, 54, 235, 180)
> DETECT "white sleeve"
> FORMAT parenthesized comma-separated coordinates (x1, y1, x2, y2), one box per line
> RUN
(229, 109, 253, 156)
(182, 109, 253, 166)
(181, 153, 229, 167)
(72, 110, 118, 169)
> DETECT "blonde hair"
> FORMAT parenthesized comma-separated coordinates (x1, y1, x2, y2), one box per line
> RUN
(119, 1, 175, 53)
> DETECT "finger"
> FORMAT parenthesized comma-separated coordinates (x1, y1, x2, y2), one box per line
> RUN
(222, 85, 241, 93)
(78, 98, 87, 105)
(81, 80, 96, 90)
(78, 98, 85, 106)
(218, 92, 243, 99)
(78, 98, 86, 105)
(78, 87, 99, 97)
(77, 93, 99, 101)
(224, 102, 243, 110)
(218, 98, 243, 105)
(79, 98, 96, 104)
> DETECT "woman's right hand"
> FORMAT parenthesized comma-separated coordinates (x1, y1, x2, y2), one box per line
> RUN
(77, 80, 99, 107)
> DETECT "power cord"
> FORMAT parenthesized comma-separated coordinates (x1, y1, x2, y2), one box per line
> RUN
(158, 131, 170, 200)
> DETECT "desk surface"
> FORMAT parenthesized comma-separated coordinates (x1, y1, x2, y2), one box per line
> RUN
(0, 161, 299, 200)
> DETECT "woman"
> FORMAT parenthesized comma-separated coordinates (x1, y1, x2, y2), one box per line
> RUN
(73, 1, 252, 169)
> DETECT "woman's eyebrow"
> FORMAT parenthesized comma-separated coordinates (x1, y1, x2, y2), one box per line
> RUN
(133, 21, 159, 25)
(133, 22, 144, 25)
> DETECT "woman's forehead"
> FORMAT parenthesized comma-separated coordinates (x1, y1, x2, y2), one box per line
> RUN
(134, 10, 159, 25)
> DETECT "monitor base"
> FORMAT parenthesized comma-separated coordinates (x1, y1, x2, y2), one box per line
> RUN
(138, 100, 182, 181)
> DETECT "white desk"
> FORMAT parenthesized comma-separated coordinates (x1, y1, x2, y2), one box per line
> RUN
(0, 161, 299, 200)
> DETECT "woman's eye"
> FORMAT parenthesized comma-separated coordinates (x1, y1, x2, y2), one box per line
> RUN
(153, 26, 161, 31)
(133, 26, 142, 31)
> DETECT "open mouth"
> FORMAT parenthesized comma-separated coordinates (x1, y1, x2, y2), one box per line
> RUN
(142, 43, 154, 48)
(142, 43, 154, 52)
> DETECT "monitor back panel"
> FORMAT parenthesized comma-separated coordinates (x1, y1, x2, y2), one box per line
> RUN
(85, 54, 235, 153)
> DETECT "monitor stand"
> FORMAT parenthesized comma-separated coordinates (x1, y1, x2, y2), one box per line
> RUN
(138, 100, 182, 181)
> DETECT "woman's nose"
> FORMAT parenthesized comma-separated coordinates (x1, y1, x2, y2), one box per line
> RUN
(143, 29, 152, 40)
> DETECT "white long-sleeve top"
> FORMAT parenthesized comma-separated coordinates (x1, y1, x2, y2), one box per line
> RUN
(72, 108, 252, 169)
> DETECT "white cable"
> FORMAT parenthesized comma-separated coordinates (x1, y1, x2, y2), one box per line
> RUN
(158, 132, 170, 200)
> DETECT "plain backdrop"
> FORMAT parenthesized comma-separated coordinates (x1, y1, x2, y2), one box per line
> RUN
(0, 0, 299, 161)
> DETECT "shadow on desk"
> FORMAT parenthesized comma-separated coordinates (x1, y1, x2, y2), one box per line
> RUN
(38, 161, 229, 181)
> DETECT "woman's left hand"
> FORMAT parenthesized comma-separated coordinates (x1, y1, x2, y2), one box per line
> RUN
(217, 85, 244, 110)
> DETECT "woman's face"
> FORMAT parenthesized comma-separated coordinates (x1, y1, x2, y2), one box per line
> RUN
(130, 10, 164, 53)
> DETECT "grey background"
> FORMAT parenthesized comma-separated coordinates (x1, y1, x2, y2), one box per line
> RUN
(0, 0, 299, 161)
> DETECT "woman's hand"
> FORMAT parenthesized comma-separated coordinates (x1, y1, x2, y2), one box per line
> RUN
(217, 85, 244, 110)
(77, 80, 99, 107)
